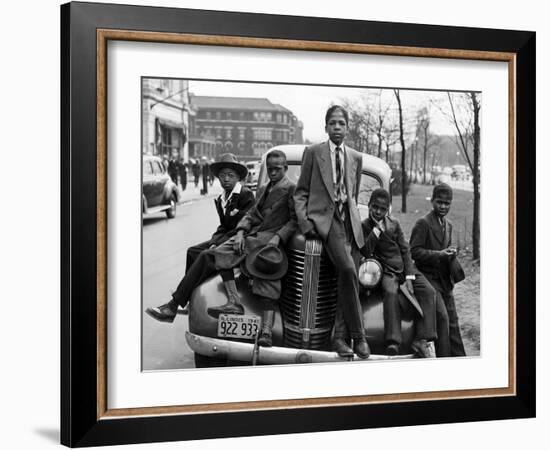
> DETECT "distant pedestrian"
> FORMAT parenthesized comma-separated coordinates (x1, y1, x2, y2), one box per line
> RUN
(178, 157, 187, 191)
(192, 159, 201, 188)
(201, 158, 210, 195)
(167, 153, 179, 184)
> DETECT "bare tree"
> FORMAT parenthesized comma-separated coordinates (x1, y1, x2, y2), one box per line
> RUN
(394, 89, 407, 212)
(446, 92, 481, 260)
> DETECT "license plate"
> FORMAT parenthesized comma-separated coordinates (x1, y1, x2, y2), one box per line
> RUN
(217, 314, 261, 340)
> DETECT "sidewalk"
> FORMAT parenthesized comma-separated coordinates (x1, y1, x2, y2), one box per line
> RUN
(176, 182, 222, 205)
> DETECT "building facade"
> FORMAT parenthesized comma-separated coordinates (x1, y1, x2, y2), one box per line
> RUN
(189, 95, 304, 161)
(142, 79, 191, 161)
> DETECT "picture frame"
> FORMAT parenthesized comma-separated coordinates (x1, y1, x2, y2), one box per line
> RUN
(60, 1, 535, 447)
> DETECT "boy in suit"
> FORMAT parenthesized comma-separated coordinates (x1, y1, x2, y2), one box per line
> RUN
(361, 188, 443, 357)
(410, 183, 465, 356)
(294, 105, 370, 359)
(185, 153, 255, 273)
(146, 150, 297, 346)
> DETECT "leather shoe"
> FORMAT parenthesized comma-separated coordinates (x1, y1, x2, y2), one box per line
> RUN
(386, 343, 400, 356)
(411, 339, 433, 358)
(332, 338, 354, 357)
(353, 338, 371, 359)
(207, 302, 245, 319)
(145, 300, 178, 323)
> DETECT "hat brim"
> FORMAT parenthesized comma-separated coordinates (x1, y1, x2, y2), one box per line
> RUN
(245, 245, 288, 280)
(210, 162, 248, 180)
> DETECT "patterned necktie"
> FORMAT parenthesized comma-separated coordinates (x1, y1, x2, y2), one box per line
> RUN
(335, 146, 345, 221)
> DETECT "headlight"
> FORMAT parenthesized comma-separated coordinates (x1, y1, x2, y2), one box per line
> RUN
(358, 258, 383, 288)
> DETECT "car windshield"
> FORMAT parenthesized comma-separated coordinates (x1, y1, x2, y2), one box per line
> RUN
(257, 162, 381, 206)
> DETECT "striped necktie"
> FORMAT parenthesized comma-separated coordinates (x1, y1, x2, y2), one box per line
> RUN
(335, 146, 345, 221)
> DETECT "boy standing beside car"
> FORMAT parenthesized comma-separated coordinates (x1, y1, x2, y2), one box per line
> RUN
(294, 105, 370, 359)
(409, 183, 466, 357)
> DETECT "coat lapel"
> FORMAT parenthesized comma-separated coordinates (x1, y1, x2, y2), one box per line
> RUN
(260, 177, 289, 210)
(318, 142, 335, 199)
(429, 211, 445, 245)
(344, 146, 356, 198)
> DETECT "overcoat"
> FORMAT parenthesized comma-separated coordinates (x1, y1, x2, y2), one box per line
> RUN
(362, 216, 416, 277)
(210, 186, 255, 245)
(409, 210, 461, 292)
(213, 175, 297, 270)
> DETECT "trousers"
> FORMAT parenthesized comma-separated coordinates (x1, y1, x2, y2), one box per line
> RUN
(381, 272, 441, 345)
(326, 212, 365, 340)
(185, 240, 211, 275)
(426, 277, 466, 356)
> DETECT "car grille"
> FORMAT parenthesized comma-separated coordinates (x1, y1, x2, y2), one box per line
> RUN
(281, 239, 338, 349)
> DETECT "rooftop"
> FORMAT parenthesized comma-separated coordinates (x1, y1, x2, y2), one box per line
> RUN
(191, 95, 293, 112)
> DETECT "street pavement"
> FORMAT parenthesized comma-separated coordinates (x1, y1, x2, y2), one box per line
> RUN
(142, 184, 222, 371)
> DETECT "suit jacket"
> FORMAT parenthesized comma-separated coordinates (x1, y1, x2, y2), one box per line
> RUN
(409, 210, 454, 291)
(361, 216, 416, 276)
(210, 186, 255, 245)
(214, 175, 298, 270)
(294, 141, 364, 248)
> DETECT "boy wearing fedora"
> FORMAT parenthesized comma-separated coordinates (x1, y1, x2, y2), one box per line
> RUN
(185, 153, 255, 273)
(146, 150, 297, 347)
(409, 183, 466, 357)
(360, 188, 445, 357)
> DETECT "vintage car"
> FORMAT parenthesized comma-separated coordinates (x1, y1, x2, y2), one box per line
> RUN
(142, 154, 180, 219)
(244, 160, 262, 191)
(186, 145, 416, 367)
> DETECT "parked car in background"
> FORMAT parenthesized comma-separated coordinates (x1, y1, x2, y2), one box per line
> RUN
(186, 145, 416, 367)
(244, 160, 262, 191)
(142, 154, 180, 219)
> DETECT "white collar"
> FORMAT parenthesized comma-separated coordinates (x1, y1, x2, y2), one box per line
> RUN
(329, 140, 345, 153)
(220, 182, 242, 203)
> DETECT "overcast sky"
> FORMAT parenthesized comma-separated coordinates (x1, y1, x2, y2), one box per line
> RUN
(188, 79, 476, 143)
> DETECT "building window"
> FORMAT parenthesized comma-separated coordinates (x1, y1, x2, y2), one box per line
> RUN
(216, 111, 221, 120)
(238, 128, 245, 140)
(226, 112, 232, 119)
(225, 141, 233, 151)
(216, 141, 223, 152)
(253, 128, 272, 140)
(216, 127, 222, 139)
(240, 112, 245, 120)
(237, 142, 246, 152)
(225, 128, 232, 139)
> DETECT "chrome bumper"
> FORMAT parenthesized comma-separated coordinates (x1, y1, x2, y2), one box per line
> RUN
(186, 332, 414, 364)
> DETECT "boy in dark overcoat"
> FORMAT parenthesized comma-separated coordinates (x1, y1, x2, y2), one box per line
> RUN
(409, 183, 466, 356)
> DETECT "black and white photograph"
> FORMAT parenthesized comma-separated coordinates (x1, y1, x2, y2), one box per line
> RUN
(141, 78, 481, 370)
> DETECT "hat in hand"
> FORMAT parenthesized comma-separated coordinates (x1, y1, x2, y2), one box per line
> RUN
(245, 245, 288, 281)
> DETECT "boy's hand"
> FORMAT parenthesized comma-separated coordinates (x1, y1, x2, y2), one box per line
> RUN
(233, 231, 245, 255)
(267, 235, 281, 247)
(442, 247, 457, 258)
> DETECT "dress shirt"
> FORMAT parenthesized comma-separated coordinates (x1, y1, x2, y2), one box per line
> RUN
(219, 182, 242, 211)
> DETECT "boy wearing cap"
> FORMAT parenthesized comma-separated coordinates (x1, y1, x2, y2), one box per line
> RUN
(410, 183, 466, 356)
(185, 153, 255, 273)
(361, 188, 443, 357)
(146, 150, 297, 347)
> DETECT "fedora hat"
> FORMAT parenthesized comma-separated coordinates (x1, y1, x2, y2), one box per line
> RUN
(210, 153, 248, 180)
(245, 245, 288, 281)
(449, 257, 465, 284)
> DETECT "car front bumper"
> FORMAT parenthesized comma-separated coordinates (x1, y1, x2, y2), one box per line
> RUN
(186, 332, 414, 364)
